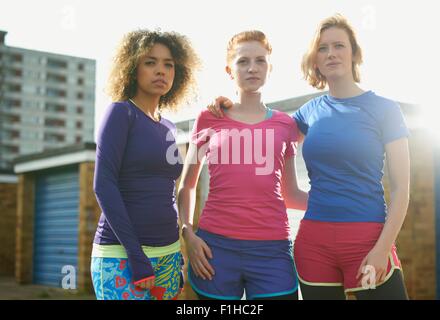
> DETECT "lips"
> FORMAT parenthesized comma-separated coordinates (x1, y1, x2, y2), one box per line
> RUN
(326, 62, 341, 67)
(153, 79, 167, 86)
(246, 77, 260, 81)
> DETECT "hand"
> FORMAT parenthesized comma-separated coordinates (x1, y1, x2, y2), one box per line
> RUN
(356, 248, 389, 289)
(134, 275, 155, 290)
(184, 231, 215, 280)
(206, 96, 233, 118)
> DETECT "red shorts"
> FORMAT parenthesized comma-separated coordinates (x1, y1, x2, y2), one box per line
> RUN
(294, 219, 402, 292)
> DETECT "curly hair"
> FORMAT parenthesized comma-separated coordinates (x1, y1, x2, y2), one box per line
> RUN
(302, 13, 363, 90)
(107, 29, 201, 111)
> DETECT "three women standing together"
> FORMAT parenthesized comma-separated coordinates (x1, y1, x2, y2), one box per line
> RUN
(91, 14, 410, 300)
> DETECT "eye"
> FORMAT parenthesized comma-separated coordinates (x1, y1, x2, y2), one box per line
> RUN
(335, 43, 345, 48)
(144, 60, 155, 65)
(318, 46, 327, 52)
(165, 63, 174, 68)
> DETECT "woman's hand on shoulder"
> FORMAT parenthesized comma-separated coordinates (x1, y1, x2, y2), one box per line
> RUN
(206, 96, 233, 118)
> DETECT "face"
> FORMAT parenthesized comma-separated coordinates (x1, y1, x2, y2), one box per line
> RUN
(135, 43, 175, 98)
(315, 27, 354, 82)
(226, 41, 271, 93)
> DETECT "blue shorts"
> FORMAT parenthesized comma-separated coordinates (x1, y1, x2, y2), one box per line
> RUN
(188, 229, 298, 300)
(91, 251, 184, 300)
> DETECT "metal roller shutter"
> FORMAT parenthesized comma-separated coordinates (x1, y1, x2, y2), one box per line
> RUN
(33, 167, 79, 287)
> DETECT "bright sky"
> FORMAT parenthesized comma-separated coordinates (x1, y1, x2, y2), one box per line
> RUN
(1, 0, 438, 139)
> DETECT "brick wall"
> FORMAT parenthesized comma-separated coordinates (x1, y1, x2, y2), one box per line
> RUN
(0, 182, 17, 276)
(78, 162, 101, 293)
(15, 174, 35, 284)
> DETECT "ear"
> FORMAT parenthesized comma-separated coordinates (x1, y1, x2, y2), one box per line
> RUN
(225, 65, 233, 79)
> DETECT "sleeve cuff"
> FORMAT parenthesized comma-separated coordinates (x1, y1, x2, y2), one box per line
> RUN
(134, 275, 155, 286)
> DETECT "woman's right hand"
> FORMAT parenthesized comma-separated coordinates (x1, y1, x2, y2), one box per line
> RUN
(206, 96, 233, 118)
(184, 231, 215, 280)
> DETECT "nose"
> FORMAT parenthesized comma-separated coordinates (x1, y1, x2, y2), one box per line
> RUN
(248, 61, 258, 73)
(327, 48, 336, 59)
(155, 63, 166, 75)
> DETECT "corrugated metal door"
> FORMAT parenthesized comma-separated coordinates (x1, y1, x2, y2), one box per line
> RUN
(33, 167, 79, 287)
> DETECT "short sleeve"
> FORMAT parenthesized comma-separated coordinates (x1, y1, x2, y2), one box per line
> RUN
(191, 111, 213, 147)
(381, 102, 410, 145)
(292, 102, 311, 135)
(285, 117, 299, 158)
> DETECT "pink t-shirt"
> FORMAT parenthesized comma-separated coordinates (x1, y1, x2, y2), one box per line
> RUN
(191, 109, 299, 240)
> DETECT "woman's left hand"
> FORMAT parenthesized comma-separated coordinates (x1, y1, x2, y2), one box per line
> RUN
(356, 247, 389, 288)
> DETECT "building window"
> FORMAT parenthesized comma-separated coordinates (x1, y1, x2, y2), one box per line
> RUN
(76, 121, 83, 129)
(77, 106, 83, 114)
(5, 99, 21, 108)
(11, 53, 23, 63)
(75, 136, 82, 143)
(77, 92, 84, 100)
(8, 84, 21, 92)
(6, 145, 19, 153)
(44, 133, 65, 142)
(46, 73, 67, 83)
(9, 115, 20, 123)
(78, 63, 84, 71)
(45, 118, 65, 127)
(46, 88, 66, 98)
(47, 58, 67, 69)
(45, 103, 66, 112)
(77, 77, 84, 85)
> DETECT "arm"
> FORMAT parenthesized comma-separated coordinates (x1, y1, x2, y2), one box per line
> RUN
(356, 138, 410, 285)
(281, 156, 308, 210)
(94, 104, 154, 288)
(177, 143, 215, 280)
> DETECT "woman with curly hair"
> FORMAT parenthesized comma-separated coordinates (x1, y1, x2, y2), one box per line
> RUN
(91, 29, 200, 300)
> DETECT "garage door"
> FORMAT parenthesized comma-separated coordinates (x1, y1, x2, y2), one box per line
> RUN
(33, 167, 79, 287)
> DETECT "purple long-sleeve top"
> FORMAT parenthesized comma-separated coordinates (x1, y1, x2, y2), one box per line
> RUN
(93, 100, 183, 282)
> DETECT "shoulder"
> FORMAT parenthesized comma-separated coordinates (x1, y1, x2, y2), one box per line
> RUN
(271, 109, 297, 125)
(197, 109, 218, 121)
(193, 109, 222, 128)
(296, 94, 324, 114)
(106, 101, 135, 117)
(361, 92, 403, 121)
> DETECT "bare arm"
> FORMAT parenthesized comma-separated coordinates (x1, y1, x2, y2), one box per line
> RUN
(177, 143, 215, 280)
(357, 138, 410, 284)
(281, 156, 308, 210)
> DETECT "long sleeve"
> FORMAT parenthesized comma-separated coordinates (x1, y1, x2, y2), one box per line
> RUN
(93, 103, 154, 282)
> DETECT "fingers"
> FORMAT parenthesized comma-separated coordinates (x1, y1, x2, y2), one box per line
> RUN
(135, 277, 155, 290)
(189, 239, 215, 280)
(207, 102, 223, 118)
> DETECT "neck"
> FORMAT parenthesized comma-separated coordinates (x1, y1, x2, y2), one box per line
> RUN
(131, 92, 161, 119)
(234, 90, 265, 112)
(328, 76, 364, 99)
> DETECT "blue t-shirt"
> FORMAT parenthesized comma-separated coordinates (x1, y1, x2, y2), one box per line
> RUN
(293, 91, 409, 223)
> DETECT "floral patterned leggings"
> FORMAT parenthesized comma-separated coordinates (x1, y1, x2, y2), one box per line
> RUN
(91, 251, 184, 300)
